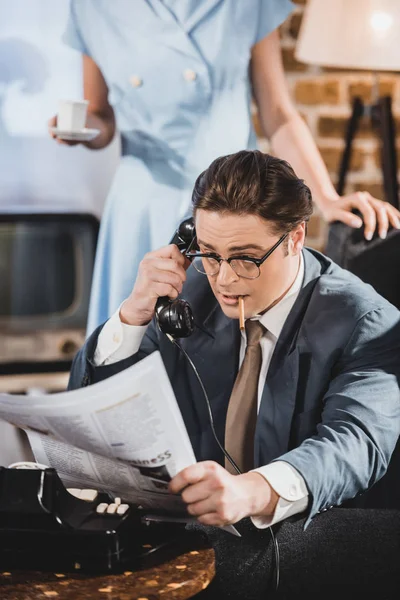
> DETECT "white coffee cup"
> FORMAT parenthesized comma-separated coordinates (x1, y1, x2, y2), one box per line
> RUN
(57, 99, 89, 132)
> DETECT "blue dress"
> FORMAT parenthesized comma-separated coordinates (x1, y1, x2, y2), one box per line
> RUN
(63, 0, 294, 334)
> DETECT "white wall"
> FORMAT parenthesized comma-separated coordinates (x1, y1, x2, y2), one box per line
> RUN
(0, 0, 119, 218)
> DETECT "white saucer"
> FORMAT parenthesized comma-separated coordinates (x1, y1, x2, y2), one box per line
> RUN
(51, 127, 100, 142)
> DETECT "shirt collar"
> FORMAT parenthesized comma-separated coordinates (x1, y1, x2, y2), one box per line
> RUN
(249, 252, 304, 339)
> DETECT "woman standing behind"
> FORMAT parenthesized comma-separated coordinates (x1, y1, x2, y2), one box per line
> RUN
(50, 0, 400, 334)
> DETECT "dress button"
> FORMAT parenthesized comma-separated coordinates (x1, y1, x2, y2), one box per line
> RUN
(289, 485, 297, 498)
(113, 333, 120, 344)
(183, 68, 197, 82)
(130, 75, 143, 88)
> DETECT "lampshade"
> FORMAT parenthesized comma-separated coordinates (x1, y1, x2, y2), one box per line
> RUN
(295, 0, 400, 72)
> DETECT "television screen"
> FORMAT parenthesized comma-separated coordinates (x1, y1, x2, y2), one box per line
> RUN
(0, 223, 76, 317)
(0, 214, 98, 332)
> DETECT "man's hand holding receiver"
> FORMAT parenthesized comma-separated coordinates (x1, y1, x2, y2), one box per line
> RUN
(169, 461, 279, 526)
(119, 244, 191, 326)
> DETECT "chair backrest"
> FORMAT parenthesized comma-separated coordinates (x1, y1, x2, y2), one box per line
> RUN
(325, 221, 400, 310)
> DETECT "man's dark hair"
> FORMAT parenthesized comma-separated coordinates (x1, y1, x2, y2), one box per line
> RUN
(191, 150, 313, 235)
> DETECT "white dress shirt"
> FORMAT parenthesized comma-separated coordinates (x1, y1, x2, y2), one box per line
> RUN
(94, 254, 309, 528)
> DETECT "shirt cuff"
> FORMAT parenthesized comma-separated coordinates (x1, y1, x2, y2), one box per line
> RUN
(93, 307, 148, 366)
(250, 461, 309, 529)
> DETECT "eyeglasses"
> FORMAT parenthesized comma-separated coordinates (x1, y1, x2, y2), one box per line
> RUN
(186, 233, 289, 279)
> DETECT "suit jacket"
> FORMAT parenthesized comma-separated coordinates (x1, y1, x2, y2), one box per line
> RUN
(69, 248, 400, 522)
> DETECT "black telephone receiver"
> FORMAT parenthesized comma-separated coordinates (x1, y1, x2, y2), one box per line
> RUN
(155, 217, 196, 338)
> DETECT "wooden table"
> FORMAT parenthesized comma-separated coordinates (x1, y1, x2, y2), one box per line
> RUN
(0, 544, 215, 599)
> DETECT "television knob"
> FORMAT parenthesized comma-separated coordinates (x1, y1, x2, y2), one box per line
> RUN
(59, 338, 79, 356)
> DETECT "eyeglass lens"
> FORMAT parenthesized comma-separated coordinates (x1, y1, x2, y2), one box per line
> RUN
(192, 257, 260, 279)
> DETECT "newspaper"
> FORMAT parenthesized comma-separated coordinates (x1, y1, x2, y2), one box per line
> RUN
(0, 352, 197, 512)
(0, 352, 240, 535)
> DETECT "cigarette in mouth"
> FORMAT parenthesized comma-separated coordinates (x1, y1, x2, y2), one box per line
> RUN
(239, 296, 245, 331)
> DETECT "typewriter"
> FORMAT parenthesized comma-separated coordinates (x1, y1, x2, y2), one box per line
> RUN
(0, 466, 199, 573)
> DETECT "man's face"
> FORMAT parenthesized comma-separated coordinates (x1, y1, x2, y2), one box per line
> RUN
(194, 210, 304, 319)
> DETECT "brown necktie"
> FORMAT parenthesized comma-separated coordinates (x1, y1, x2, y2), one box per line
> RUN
(225, 320, 265, 474)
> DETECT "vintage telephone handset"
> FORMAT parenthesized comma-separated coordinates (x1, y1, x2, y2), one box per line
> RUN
(155, 217, 196, 338)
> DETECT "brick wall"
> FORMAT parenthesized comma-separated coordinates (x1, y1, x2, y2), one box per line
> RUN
(253, 0, 400, 251)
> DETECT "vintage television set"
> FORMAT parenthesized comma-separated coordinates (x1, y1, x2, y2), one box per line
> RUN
(0, 212, 99, 377)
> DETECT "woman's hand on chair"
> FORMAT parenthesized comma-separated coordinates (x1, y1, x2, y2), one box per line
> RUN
(319, 191, 400, 241)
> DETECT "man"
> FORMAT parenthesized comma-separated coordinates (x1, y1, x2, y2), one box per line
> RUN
(69, 151, 400, 598)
